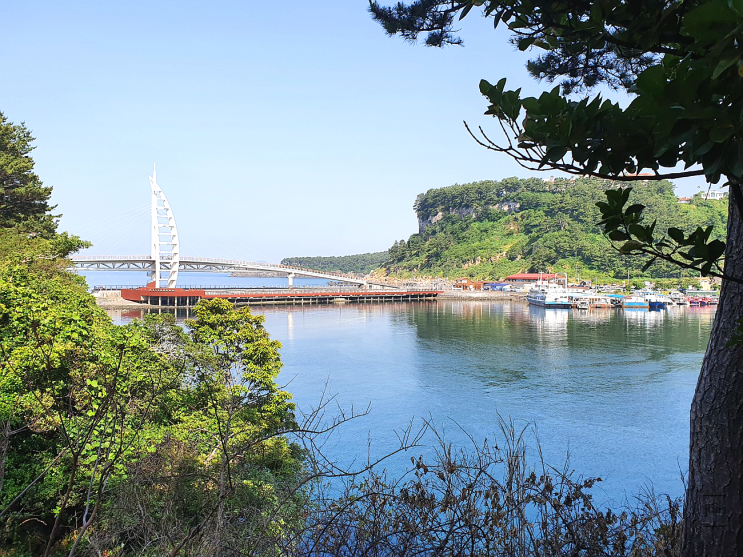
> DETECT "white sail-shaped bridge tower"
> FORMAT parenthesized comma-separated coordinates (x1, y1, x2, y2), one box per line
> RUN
(70, 168, 371, 287)
(149, 166, 179, 288)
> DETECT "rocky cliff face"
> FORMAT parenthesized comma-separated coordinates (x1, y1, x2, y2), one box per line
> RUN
(417, 203, 520, 233)
(418, 207, 477, 233)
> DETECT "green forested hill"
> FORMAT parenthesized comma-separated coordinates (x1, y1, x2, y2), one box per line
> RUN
(384, 177, 727, 281)
(281, 252, 388, 274)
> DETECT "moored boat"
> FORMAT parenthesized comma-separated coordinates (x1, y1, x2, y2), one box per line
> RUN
(645, 294, 672, 310)
(669, 291, 688, 305)
(526, 280, 572, 309)
(622, 295, 650, 309)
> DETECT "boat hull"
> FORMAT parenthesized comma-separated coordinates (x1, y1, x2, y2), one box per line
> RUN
(527, 298, 572, 309)
(623, 302, 650, 309)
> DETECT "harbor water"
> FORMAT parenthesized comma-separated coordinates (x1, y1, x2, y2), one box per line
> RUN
(107, 292, 714, 508)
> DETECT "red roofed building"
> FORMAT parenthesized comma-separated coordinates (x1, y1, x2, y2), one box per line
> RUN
(454, 277, 486, 291)
(504, 273, 560, 287)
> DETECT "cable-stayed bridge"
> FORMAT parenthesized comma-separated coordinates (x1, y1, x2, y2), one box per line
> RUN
(70, 167, 370, 288)
(71, 255, 369, 287)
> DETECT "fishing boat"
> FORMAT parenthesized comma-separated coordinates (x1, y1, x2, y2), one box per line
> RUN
(645, 294, 672, 310)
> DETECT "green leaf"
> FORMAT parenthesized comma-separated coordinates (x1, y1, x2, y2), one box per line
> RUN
(682, 1, 736, 43)
(634, 65, 667, 97)
(708, 239, 726, 260)
(517, 36, 536, 50)
(619, 240, 644, 253)
(709, 123, 736, 143)
(459, 3, 473, 20)
(712, 56, 740, 79)
(668, 228, 685, 243)
(628, 224, 650, 242)
(730, 0, 743, 16)
(641, 257, 658, 273)
(608, 230, 629, 241)
(545, 146, 568, 162)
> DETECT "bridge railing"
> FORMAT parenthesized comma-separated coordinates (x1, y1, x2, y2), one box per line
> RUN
(93, 285, 441, 293)
(201, 287, 440, 295)
(92, 285, 146, 291)
(182, 257, 365, 281)
(73, 255, 368, 282)
(73, 255, 151, 260)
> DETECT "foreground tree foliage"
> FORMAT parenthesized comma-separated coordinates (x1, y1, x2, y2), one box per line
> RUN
(0, 234, 305, 555)
(301, 422, 682, 557)
(0, 112, 56, 236)
(371, 0, 743, 552)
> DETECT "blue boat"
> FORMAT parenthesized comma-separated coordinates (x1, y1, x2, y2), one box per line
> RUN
(622, 295, 650, 309)
(645, 294, 671, 310)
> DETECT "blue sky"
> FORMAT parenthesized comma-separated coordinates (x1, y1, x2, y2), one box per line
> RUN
(2, 1, 707, 262)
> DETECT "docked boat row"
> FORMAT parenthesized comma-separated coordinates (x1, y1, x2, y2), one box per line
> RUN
(526, 281, 717, 310)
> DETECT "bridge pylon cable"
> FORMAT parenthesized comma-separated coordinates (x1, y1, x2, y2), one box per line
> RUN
(102, 211, 152, 255)
(67, 203, 151, 236)
(80, 207, 153, 250)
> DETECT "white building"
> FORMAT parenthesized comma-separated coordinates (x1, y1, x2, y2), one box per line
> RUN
(703, 190, 727, 200)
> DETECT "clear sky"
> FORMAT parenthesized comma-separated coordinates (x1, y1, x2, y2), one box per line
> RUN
(1, 1, 708, 262)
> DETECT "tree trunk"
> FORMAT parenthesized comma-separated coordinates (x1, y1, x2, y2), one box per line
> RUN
(683, 187, 743, 556)
(0, 418, 11, 496)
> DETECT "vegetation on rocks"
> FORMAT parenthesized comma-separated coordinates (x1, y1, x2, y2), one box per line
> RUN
(383, 177, 727, 281)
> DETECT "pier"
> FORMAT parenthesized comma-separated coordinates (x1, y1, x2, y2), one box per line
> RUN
(103, 285, 442, 306)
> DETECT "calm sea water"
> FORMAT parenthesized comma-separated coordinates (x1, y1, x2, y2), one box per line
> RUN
(108, 295, 714, 507)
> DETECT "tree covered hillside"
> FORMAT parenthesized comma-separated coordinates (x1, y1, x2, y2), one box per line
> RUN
(281, 252, 388, 274)
(384, 177, 727, 280)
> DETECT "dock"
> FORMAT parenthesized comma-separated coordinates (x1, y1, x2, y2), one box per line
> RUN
(101, 285, 442, 306)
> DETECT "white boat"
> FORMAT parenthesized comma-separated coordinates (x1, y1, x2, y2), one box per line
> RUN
(669, 291, 689, 305)
(571, 293, 616, 308)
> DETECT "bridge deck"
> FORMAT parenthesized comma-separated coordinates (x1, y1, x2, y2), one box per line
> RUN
(72, 255, 372, 286)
